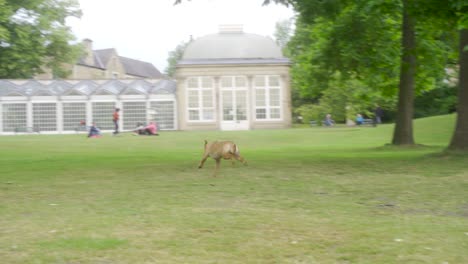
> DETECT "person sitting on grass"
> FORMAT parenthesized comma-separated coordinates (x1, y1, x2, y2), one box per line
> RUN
(356, 114, 364, 126)
(323, 114, 335, 126)
(87, 122, 101, 138)
(134, 121, 159, 136)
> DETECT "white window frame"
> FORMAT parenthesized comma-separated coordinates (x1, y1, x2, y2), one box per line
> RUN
(185, 76, 215, 122)
(32, 101, 58, 132)
(1, 102, 28, 133)
(254, 75, 283, 121)
(219, 75, 249, 122)
(62, 101, 87, 132)
(122, 100, 147, 130)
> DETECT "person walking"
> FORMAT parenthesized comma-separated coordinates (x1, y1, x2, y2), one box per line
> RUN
(113, 108, 120, 135)
(374, 105, 384, 125)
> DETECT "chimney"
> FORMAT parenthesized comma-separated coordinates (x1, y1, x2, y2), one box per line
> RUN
(219, 24, 243, 34)
(82, 38, 94, 65)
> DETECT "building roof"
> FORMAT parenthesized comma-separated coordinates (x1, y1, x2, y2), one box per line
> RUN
(182, 32, 283, 60)
(0, 79, 176, 96)
(179, 27, 289, 66)
(78, 48, 162, 78)
(119, 56, 162, 78)
(177, 58, 291, 66)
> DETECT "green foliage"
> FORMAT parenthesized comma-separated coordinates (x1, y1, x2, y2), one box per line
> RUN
(287, 18, 333, 100)
(415, 83, 458, 118)
(294, 103, 325, 124)
(0, 0, 82, 78)
(274, 18, 293, 51)
(294, 75, 396, 124)
(165, 41, 188, 77)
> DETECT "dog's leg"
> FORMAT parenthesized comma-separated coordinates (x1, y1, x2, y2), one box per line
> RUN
(213, 158, 221, 177)
(234, 154, 247, 166)
(198, 154, 209, 169)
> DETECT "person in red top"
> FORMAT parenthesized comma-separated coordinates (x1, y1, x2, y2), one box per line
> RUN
(134, 121, 159, 136)
(113, 108, 120, 135)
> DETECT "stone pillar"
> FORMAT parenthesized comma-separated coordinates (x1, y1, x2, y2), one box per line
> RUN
(27, 99, 33, 129)
(247, 75, 255, 129)
(86, 97, 92, 125)
(280, 73, 292, 128)
(56, 98, 63, 133)
(213, 76, 221, 130)
(0, 102, 3, 134)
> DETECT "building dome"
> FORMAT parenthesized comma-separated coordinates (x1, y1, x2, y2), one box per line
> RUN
(182, 25, 284, 60)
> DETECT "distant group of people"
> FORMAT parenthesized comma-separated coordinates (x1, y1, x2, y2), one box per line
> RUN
(322, 105, 384, 127)
(85, 107, 159, 138)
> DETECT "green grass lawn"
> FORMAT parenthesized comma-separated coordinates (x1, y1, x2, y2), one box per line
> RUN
(1, 114, 467, 263)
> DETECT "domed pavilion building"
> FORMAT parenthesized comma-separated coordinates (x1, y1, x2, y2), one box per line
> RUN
(175, 25, 291, 130)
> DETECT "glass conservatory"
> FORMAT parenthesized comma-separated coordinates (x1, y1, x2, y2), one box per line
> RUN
(0, 79, 177, 135)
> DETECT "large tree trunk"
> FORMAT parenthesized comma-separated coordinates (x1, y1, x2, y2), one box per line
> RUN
(392, 0, 416, 145)
(448, 29, 468, 150)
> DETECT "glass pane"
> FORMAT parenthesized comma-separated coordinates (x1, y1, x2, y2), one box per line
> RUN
(269, 88, 280, 106)
(235, 76, 246, 87)
(270, 108, 281, 119)
(254, 76, 265, 87)
(221, 77, 232, 88)
(188, 90, 199, 108)
(223, 108, 234, 120)
(189, 110, 199, 120)
(202, 90, 213, 107)
(201, 77, 212, 88)
(33, 103, 57, 131)
(255, 89, 266, 107)
(150, 101, 175, 130)
(202, 109, 214, 120)
(187, 78, 198, 88)
(123, 101, 147, 130)
(256, 108, 266, 119)
(2, 103, 27, 132)
(63, 102, 86, 131)
(269, 76, 280, 86)
(236, 90, 247, 120)
(92, 102, 115, 130)
(222, 90, 233, 121)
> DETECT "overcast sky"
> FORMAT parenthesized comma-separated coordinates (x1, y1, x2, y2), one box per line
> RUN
(66, 0, 295, 73)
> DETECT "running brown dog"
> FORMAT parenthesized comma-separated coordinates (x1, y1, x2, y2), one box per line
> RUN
(198, 140, 247, 176)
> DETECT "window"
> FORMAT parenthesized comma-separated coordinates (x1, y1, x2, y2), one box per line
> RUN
(33, 103, 57, 131)
(92, 102, 115, 130)
(63, 102, 86, 131)
(2, 103, 27, 132)
(150, 101, 176, 130)
(123, 102, 146, 130)
(186, 77, 215, 121)
(254, 75, 282, 120)
(220, 76, 248, 122)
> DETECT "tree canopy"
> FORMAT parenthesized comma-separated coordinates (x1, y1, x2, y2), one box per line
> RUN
(165, 41, 189, 78)
(0, 0, 82, 78)
(177, 0, 468, 149)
